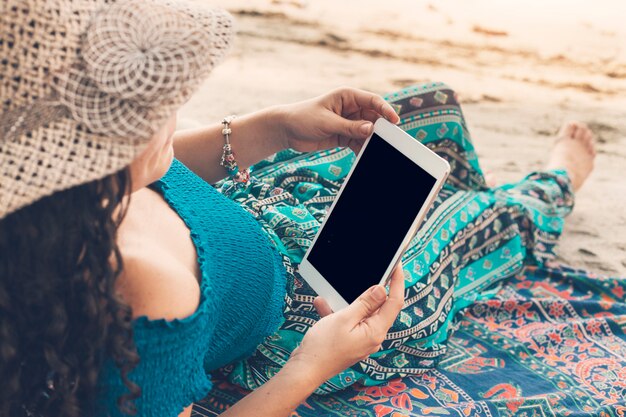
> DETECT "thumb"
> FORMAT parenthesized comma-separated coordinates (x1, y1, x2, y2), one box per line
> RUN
(334, 114, 373, 139)
(343, 285, 387, 324)
(313, 296, 334, 317)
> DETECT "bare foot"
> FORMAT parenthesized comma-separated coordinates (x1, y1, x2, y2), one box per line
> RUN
(545, 121, 596, 191)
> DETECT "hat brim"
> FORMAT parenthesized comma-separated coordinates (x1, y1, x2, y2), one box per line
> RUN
(1, 1, 235, 217)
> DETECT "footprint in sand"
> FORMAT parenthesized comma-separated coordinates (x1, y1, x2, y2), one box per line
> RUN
(578, 248, 598, 257)
(472, 25, 508, 37)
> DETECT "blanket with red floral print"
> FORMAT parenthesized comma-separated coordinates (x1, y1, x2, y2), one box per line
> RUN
(193, 265, 626, 417)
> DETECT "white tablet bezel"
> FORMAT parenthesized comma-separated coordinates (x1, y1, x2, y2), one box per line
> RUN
(298, 117, 451, 312)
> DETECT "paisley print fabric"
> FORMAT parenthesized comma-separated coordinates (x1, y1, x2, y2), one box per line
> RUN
(211, 82, 575, 393)
(193, 265, 626, 417)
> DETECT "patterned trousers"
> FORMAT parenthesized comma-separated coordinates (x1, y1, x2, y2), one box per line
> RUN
(215, 82, 575, 393)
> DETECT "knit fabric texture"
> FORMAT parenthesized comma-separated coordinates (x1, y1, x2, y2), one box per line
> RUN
(96, 159, 288, 417)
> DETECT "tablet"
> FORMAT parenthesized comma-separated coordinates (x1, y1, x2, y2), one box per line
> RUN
(298, 117, 450, 312)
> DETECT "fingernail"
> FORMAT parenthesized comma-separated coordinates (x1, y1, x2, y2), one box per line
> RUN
(372, 285, 386, 302)
(360, 122, 372, 135)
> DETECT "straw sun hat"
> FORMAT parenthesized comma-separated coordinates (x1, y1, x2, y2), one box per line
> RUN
(0, 0, 234, 218)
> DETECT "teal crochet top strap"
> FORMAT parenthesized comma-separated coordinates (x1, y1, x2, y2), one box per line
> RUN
(96, 159, 288, 417)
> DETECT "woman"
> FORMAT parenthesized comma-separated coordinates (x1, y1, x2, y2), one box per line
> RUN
(0, 1, 595, 417)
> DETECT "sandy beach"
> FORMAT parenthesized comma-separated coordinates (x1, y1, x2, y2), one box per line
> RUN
(181, 0, 626, 275)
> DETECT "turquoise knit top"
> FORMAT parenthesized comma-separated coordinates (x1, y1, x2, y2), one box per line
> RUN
(96, 159, 288, 417)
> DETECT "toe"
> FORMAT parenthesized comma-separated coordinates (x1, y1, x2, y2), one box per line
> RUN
(584, 129, 596, 151)
(559, 121, 577, 138)
(574, 123, 588, 141)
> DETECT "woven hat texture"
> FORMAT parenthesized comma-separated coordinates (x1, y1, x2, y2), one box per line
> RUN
(0, 0, 234, 218)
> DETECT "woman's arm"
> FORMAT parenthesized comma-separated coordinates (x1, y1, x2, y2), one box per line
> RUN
(184, 265, 404, 417)
(173, 88, 399, 185)
(218, 359, 322, 417)
(176, 360, 320, 417)
(173, 106, 286, 185)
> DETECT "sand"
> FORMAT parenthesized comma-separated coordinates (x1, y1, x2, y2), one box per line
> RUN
(180, 0, 626, 275)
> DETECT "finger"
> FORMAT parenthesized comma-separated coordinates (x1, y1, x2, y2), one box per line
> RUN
(346, 89, 400, 124)
(345, 108, 384, 125)
(364, 264, 405, 332)
(348, 140, 363, 155)
(338, 135, 365, 155)
(338, 134, 359, 148)
(342, 284, 389, 326)
(313, 296, 334, 318)
(333, 113, 374, 140)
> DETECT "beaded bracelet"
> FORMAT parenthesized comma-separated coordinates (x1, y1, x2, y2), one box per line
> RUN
(220, 115, 250, 185)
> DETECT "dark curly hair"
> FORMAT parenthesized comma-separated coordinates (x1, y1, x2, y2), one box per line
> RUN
(0, 168, 140, 417)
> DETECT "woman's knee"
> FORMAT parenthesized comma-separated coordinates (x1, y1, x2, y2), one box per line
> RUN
(384, 81, 461, 115)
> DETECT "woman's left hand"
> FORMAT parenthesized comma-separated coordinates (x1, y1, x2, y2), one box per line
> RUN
(276, 87, 400, 155)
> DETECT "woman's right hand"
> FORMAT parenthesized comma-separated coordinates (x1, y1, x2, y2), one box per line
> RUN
(288, 264, 405, 385)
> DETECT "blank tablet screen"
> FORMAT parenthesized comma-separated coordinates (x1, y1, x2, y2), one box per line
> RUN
(307, 133, 437, 303)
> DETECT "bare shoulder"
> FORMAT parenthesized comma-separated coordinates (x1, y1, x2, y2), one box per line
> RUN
(116, 244, 201, 321)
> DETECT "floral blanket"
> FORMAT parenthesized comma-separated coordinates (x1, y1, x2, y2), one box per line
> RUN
(192, 264, 626, 417)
